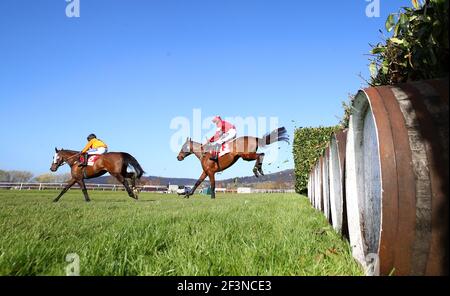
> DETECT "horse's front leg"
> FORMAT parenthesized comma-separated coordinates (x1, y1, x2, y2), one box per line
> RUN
(53, 179, 77, 202)
(78, 180, 91, 202)
(208, 173, 216, 199)
(186, 171, 207, 198)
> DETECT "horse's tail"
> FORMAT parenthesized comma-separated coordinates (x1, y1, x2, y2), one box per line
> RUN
(124, 153, 145, 179)
(258, 127, 289, 147)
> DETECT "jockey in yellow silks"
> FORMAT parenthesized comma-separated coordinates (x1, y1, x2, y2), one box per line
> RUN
(79, 133, 108, 166)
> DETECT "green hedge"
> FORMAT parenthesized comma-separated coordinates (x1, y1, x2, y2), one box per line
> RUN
(292, 126, 339, 194)
(369, 0, 449, 86)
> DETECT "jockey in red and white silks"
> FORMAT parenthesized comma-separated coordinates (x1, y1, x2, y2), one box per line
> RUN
(208, 116, 237, 161)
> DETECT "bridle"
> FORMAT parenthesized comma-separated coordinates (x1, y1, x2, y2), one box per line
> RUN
(54, 151, 81, 168)
(180, 139, 205, 158)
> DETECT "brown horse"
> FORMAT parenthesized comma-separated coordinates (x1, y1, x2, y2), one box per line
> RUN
(50, 148, 144, 202)
(177, 127, 288, 199)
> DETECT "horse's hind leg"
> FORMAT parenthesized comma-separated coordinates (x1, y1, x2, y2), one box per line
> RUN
(53, 179, 77, 202)
(112, 173, 137, 200)
(256, 153, 265, 176)
(252, 166, 259, 178)
(124, 178, 138, 200)
(125, 172, 138, 194)
(241, 153, 260, 177)
(208, 173, 216, 199)
(78, 180, 91, 202)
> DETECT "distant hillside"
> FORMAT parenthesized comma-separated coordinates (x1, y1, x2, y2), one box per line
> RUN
(86, 169, 294, 189)
(217, 169, 294, 188)
(86, 175, 196, 186)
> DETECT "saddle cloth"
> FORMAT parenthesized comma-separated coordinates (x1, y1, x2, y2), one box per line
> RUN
(87, 155, 101, 166)
(218, 142, 232, 157)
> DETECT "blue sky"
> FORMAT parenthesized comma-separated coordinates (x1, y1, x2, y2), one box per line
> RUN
(0, 0, 410, 180)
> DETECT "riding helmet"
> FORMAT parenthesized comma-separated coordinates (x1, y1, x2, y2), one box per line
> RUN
(87, 133, 97, 141)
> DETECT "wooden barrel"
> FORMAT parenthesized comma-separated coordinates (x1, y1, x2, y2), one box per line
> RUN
(307, 171, 313, 204)
(322, 147, 331, 222)
(346, 79, 448, 276)
(307, 172, 310, 202)
(310, 171, 313, 205)
(311, 167, 316, 208)
(319, 157, 325, 212)
(314, 157, 324, 211)
(310, 173, 312, 201)
(312, 163, 316, 208)
(329, 129, 348, 234)
(313, 161, 319, 209)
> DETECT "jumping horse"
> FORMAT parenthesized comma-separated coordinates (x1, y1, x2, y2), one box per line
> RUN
(177, 127, 289, 199)
(50, 148, 144, 202)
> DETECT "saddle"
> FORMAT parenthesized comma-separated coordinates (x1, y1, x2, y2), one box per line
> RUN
(87, 155, 101, 166)
(218, 142, 232, 157)
(79, 155, 101, 166)
(207, 142, 232, 158)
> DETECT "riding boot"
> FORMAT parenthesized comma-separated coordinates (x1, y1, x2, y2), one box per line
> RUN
(209, 144, 220, 162)
(209, 152, 218, 162)
(79, 154, 88, 167)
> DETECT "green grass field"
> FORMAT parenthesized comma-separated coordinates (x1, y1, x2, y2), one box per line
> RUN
(0, 190, 363, 276)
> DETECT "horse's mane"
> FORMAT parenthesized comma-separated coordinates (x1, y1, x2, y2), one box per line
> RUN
(59, 149, 79, 154)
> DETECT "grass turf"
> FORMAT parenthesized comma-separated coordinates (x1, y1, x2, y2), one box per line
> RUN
(0, 190, 362, 275)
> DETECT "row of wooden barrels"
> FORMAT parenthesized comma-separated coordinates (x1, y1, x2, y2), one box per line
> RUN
(307, 79, 448, 276)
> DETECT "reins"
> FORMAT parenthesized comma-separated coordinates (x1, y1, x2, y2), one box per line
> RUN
(189, 140, 208, 159)
(58, 151, 81, 166)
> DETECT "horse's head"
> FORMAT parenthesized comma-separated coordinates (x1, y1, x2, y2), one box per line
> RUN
(177, 138, 193, 161)
(50, 148, 65, 172)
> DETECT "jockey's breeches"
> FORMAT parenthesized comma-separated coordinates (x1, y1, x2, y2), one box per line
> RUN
(87, 147, 107, 155)
(216, 128, 237, 145)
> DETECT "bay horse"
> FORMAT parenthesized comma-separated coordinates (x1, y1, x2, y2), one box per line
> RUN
(177, 127, 289, 199)
(50, 148, 144, 202)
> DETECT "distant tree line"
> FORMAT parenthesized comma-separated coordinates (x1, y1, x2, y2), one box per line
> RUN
(0, 169, 71, 183)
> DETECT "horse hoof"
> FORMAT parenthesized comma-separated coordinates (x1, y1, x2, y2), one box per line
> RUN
(85, 199, 91, 202)
(52, 199, 59, 203)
